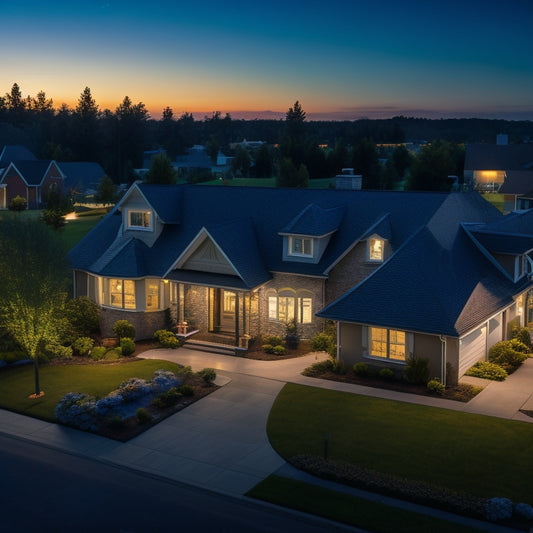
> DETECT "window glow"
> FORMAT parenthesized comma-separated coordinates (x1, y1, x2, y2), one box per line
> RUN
(368, 238, 384, 261)
(290, 236, 313, 257)
(369, 327, 406, 361)
(146, 280, 160, 310)
(128, 210, 151, 229)
(109, 278, 135, 309)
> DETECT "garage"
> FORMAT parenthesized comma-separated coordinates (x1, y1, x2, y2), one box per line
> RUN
(458, 325, 487, 377)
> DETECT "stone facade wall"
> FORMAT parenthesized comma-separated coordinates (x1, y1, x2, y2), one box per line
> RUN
(326, 242, 381, 303)
(99, 307, 166, 340)
(257, 272, 326, 339)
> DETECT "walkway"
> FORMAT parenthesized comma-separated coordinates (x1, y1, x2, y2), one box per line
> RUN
(1, 348, 532, 532)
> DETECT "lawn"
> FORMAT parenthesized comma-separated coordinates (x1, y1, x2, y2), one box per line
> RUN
(267, 383, 533, 504)
(0, 359, 180, 422)
(60, 214, 104, 249)
(247, 476, 483, 533)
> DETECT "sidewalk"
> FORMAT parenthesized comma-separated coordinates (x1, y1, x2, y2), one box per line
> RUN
(1, 348, 532, 532)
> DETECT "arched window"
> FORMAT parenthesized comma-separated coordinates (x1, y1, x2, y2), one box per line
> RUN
(267, 288, 313, 324)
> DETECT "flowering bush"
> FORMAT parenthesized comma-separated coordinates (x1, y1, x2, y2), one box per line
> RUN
(515, 502, 533, 520)
(95, 392, 125, 417)
(118, 377, 151, 401)
(55, 392, 98, 431)
(484, 497, 513, 521)
(151, 369, 181, 392)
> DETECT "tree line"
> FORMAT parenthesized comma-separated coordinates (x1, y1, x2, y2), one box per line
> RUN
(1, 83, 532, 190)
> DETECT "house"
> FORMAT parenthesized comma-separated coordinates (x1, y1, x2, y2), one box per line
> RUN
(68, 183, 533, 385)
(58, 162, 107, 196)
(0, 159, 65, 209)
(497, 171, 533, 212)
(464, 140, 533, 193)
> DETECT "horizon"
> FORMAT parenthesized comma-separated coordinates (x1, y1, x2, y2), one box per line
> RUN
(2, 1, 533, 123)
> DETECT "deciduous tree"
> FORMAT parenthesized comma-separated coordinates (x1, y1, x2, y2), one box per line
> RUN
(0, 218, 69, 396)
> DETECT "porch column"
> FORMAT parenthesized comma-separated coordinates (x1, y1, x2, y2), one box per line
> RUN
(235, 291, 240, 347)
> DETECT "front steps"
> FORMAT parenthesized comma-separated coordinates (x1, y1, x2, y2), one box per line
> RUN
(184, 338, 247, 357)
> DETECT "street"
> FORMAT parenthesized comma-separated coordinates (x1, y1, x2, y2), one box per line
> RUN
(0, 434, 356, 533)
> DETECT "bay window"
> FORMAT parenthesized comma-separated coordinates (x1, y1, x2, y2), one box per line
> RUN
(108, 278, 136, 309)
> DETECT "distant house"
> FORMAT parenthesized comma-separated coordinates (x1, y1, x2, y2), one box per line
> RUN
(0, 145, 37, 167)
(174, 145, 231, 178)
(59, 162, 106, 195)
(498, 170, 533, 212)
(0, 160, 64, 209)
(464, 140, 533, 193)
(68, 183, 533, 385)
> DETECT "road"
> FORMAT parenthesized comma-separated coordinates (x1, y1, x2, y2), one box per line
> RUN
(0, 434, 358, 533)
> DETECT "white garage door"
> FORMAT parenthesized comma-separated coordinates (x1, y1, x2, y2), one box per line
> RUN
(459, 326, 487, 377)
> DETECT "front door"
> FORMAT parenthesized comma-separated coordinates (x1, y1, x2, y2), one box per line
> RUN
(211, 288, 235, 334)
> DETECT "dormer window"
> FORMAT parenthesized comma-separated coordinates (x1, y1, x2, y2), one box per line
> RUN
(128, 209, 152, 230)
(289, 236, 313, 258)
(368, 237, 384, 262)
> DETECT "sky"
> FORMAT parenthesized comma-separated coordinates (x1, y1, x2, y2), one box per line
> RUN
(2, 0, 533, 121)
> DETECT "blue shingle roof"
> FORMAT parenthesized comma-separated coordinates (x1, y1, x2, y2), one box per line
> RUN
(69, 184, 532, 337)
(8, 161, 56, 185)
(280, 203, 345, 237)
(0, 145, 37, 167)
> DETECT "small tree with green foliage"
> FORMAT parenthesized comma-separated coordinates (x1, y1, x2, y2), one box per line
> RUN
(95, 175, 116, 206)
(0, 218, 69, 396)
(145, 152, 177, 184)
(8, 195, 27, 211)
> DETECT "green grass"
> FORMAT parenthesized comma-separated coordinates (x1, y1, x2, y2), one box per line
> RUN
(0, 359, 180, 422)
(481, 193, 505, 212)
(60, 215, 103, 249)
(248, 476, 483, 533)
(267, 383, 533, 503)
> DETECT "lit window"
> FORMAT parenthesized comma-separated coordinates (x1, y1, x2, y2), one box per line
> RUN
(128, 210, 152, 230)
(289, 236, 313, 257)
(109, 278, 136, 309)
(268, 291, 313, 324)
(146, 280, 160, 310)
(368, 238, 384, 262)
(368, 327, 406, 361)
(223, 291, 235, 313)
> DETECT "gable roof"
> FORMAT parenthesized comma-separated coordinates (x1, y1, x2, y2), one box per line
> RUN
(0, 145, 37, 167)
(59, 162, 106, 192)
(2, 160, 61, 186)
(465, 143, 533, 171)
(279, 203, 345, 237)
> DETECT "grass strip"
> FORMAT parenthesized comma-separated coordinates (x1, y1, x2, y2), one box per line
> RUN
(247, 475, 483, 533)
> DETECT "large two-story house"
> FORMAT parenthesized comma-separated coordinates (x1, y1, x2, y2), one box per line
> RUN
(68, 183, 533, 385)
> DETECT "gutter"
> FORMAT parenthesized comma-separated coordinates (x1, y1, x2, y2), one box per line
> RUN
(439, 335, 447, 386)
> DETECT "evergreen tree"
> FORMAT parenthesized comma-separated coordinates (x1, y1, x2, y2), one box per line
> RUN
(145, 152, 177, 184)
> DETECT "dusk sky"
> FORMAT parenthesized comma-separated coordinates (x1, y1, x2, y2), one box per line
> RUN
(2, 0, 533, 121)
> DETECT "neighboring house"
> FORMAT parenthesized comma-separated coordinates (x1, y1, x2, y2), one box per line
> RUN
(174, 145, 231, 178)
(59, 162, 107, 195)
(0, 160, 64, 209)
(464, 141, 533, 192)
(498, 171, 533, 212)
(0, 145, 37, 167)
(68, 183, 533, 385)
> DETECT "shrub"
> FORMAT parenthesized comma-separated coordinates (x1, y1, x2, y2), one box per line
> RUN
(403, 355, 429, 384)
(55, 392, 98, 431)
(197, 368, 216, 384)
(43, 342, 73, 360)
(120, 337, 136, 356)
(178, 384, 194, 396)
(353, 362, 368, 376)
(465, 361, 508, 381)
(104, 347, 122, 360)
(95, 392, 124, 417)
(105, 415, 125, 429)
(379, 368, 394, 380)
(285, 319, 300, 349)
(511, 327, 532, 351)
(113, 319, 135, 340)
(302, 359, 335, 377)
(515, 502, 533, 520)
(41, 209, 66, 230)
(488, 340, 528, 371)
(136, 407, 152, 424)
(263, 335, 284, 347)
(484, 497, 513, 522)
(152, 369, 181, 392)
(118, 377, 151, 401)
(153, 329, 180, 348)
(272, 345, 286, 356)
(427, 378, 445, 395)
(311, 332, 335, 353)
(153, 387, 182, 408)
(90, 346, 107, 361)
(65, 297, 100, 337)
(72, 336, 94, 357)
(8, 195, 27, 211)
(262, 344, 274, 354)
